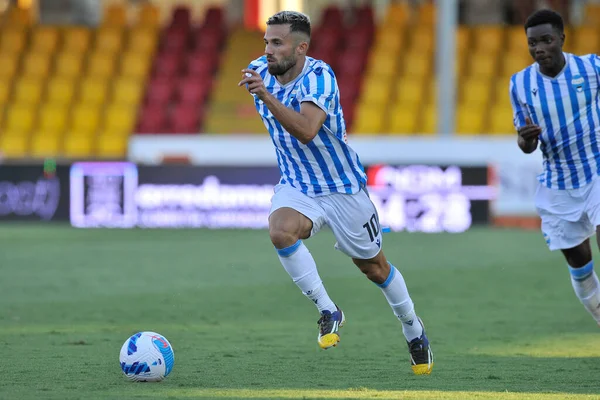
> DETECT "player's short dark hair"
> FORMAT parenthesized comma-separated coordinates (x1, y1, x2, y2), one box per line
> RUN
(266, 11, 311, 38)
(524, 9, 564, 33)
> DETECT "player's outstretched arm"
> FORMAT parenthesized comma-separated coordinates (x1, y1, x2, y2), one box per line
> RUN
(238, 69, 326, 144)
(517, 116, 541, 154)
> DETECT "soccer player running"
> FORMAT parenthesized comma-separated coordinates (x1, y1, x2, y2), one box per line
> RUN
(511, 9, 600, 326)
(238, 11, 433, 375)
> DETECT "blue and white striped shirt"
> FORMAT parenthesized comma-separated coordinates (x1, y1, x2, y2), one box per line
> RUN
(247, 56, 367, 197)
(510, 52, 600, 190)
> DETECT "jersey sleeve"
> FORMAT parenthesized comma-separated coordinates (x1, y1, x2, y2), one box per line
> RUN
(509, 75, 527, 130)
(299, 67, 336, 114)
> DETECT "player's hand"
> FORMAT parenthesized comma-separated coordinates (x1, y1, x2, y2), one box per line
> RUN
(238, 69, 267, 99)
(518, 116, 542, 141)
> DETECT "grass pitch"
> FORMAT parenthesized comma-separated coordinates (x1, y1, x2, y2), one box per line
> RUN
(1, 225, 600, 399)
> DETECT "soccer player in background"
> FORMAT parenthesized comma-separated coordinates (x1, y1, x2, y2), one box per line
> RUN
(510, 9, 600, 326)
(238, 11, 433, 375)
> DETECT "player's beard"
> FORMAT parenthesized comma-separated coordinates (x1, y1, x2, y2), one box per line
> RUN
(268, 54, 296, 76)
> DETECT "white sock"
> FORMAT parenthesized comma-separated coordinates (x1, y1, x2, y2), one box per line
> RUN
(569, 261, 600, 322)
(378, 263, 423, 341)
(277, 240, 336, 314)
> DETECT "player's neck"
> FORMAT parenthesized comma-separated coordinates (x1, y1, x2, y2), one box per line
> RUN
(275, 56, 306, 85)
(539, 52, 566, 78)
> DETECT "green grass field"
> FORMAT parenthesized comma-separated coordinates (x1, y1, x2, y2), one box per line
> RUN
(2, 225, 600, 400)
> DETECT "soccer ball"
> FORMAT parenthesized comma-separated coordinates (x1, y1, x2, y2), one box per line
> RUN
(119, 331, 175, 382)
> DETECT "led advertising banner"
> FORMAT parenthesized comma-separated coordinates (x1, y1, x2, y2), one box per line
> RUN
(0, 163, 70, 222)
(68, 163, 493, 232)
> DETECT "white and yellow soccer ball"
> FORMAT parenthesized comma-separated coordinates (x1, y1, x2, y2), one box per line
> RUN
(119, 331, 175, 382)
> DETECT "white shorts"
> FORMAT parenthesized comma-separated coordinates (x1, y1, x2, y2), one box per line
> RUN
(269, 184, 383, 259)
(535, 177, 600, 251)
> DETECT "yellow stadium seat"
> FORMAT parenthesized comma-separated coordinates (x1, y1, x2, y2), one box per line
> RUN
(489, 105, 515, 135)
(63, 27, 91, 53)
(409, 27, 434, 53)
(4, 105, 36, 133)
(471, 27, 503, 55)
(0, 28, 26, 54)
(0, 53, 18, 80)
(95, 27, 123, 54)
(103, 105, 137, 135)
(460, 78, 491, 107)
(22, 52, 52, 79)
(494, 79, 513, 108)
(127, 28, 157, 54)
(373, 31, 404, 54)
(30, 131, 62, 158)
(469, 56, 497, 78)
(86, 52, 116, 79)
(4, 6, 32, 27)
(46, 77, 76, 106)
(501, 53, 531, 78)
(38, 105, 69, 132)
(31, 26, 60, 54)
(583, 3, 600, 26)
(352, 104, 385, 134)
(506, 26, 527, 54)
(79, 79, 109, 106)
(63, 134, 94, 158)
(55, 52, 84, 78)
(103, 4, 128, 27)
(137, 2, 160, 28)
(396, 78, 425, 105)
(119, 52, 151, 79)
(573, 26, 600, 55)
(0, 132, 29, 158)
(384, 2, 410, 26)
(0, 82, 10, 105)
(457, 105, 486, 134)
(456, 26, 470, 55)
(13, 78, 44, 105)
(111, 79, 144, 106)
(416, 2, 436, 26)
(96, 133, 127, 158)
(388, 102, 420, 134)
(70, 105, 101, 135)
(402, 52, 431, 79)
(421, 104, 437, 134)
(360, 78, 392, 107)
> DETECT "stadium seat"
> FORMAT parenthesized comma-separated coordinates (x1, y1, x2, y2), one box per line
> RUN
(402, 52, 431, 79)
(494, 80, 512, 108)
(13, 78, 44, 105)
(471, 27, 503, 56)
(416, 1, 436, 26)
(96, 133, 127, 158)
(38, 105, 69, 132)
(0, 54, 18, 80)
(22, 52, 52, 79)
(62, 27, 91, 53)
(573, 26, 600, 55)
(54, 52, 84, 78)
(95, 27, 123, 54)
(79, 79, 109, 107)
(365, 50, 398, 80)
(120, 52, 152, 80)
(583, 3, 600, 26)
(112, 79, 144, 106)
(352, 104, 384, 134)
(137, 2, 160, 28)
(501, 53, 531, 78)
(460, 78, 491, 107)
(153, 52, 183, 78)
(457, 105, 485, 134)
(46, 77, 76, 106)
(360, 78, 392, 107)
(63, 133, 94, 158)
(185, 53, 217, 77)
(31, 26, 60, 54)
(70, 105, 101, 135)
(176, 77, 211, 106)
(0, 132, 29, 158)
(103, 105, 137, 135)
(4, 5, 32, 27)
(409, 27, 434, 54)
(87, 52, 117, 79)
(469, 56, 497, 79)
(456, 26, 471, 55)
(4, 104, 36, 133)
(395, 78, 426, 105)
(384, 2, 410, 26)
(145, 77, 175, 106)
(30, 131, 61, 158)
(0, 28, 26, 54)
(421, 104, 437, 134)
(127, 28, 157, 55)
(0, 83, 10, 105)
(506, 26, 527, 54)
(103, 3, 127, 27)
(388, 102, 420, 134)
(166, 104, 200, 133)
(489, 105, 515, 135)
(136, 104, 167, 133)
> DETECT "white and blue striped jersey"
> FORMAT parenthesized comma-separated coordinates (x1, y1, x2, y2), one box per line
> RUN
(247, 56, 367, 197)
(510, 52, 600, 190)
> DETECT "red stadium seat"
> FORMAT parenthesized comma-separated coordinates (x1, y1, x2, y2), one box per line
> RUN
(336, 49, 367, 77)
(161, 28, 189, 52)
(137, 104, 167, 134)
(169, 6, 191, 30)
(194, 27, 223, 53)
(176, 77, 211, 105)
(153, 51, 183, 78)
(146, 77, 175, 105)
(185, 53, 217, 77)
(203, 7, 224, 28)
(167, 103, 201, 133)
(321, 6, 344, 28)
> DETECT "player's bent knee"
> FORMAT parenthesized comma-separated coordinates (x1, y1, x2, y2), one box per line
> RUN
(269, 227, 299, 249)
(353, 254, 390, 285)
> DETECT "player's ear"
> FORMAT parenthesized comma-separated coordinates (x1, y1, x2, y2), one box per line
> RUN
(296, 40, 308, 56)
